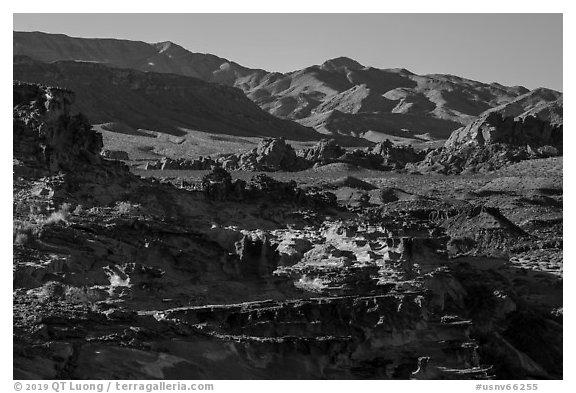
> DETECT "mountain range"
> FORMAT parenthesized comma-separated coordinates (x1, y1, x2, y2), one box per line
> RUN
(13, 55, 317, 139)
(13, 31, 562, 143)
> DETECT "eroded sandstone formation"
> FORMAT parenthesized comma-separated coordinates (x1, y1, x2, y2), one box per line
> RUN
(13, 82, 562, 380)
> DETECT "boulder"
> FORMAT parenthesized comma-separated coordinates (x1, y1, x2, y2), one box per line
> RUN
(298, 139, 345, 163)
(215, 138, 311, 172)
(254, 137, 298, 170)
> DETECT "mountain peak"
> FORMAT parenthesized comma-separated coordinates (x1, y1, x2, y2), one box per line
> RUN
(153, 41, 184, 53)
(320, 56, 364, 71)
(154, 41, 174, 50)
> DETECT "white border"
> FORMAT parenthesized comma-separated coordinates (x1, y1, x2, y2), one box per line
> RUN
(3, 2, 571, 390)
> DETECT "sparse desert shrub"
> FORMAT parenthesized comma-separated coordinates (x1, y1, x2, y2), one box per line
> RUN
(44, 203, 72, 225)
(294, 275, 327, 293)
(14, 232, 29, 245)
(60, 202, 72, 215)
(36, 281, 66, 301)
(13, 221, 38, 245)
(44, 211, 68, 225)
(36, 281, 102, 304)
(29, 204, 42, 215)
(64, 285, 103, 304)
(88, 206, 105, 215)
(114, 201, 141, 215)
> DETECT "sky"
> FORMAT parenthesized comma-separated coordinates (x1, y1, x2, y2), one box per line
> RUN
(13, 13, 563, 91)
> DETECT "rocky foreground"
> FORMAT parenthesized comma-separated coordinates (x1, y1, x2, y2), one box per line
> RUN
(13, 82, 562, 379)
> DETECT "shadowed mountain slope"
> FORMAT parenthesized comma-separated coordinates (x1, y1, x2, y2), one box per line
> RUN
(13, 31, 268, 84)
(13, 55, 320, 140)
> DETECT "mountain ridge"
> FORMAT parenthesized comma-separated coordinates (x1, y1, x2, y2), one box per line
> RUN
(13, 54, 320, 140)
(14, 31, 561, 142)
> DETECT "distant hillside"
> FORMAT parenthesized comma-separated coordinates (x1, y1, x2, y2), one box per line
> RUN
(245, 59, 533, 139)
(13, 31, 268, 84)
(483, 88, 563, 124)
(14, 31, 561, 141)
(13, 55, 320, 140)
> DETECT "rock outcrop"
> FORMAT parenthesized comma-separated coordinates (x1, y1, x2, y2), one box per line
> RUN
(445, 112, 562, 150)
(14, 82, 103, 174)
(162, 138, 425, 173)
(219, 138, 309, 172)
(298, 139, 346, 163)
(411, 98, 563, 174)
